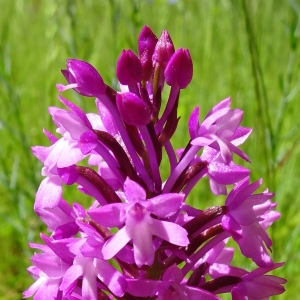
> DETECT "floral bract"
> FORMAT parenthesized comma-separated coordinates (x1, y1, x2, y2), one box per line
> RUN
(25, 26, 286, 299)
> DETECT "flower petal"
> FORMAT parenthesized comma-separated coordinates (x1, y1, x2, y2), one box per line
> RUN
(151, 219, 189, 246)
(102, 227, 131, 260)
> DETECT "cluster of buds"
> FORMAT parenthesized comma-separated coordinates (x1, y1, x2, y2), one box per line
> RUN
(24, 26, 286, 299)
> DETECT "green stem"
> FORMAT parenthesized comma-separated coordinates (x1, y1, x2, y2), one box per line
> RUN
(242, 0, 275, 189)
(275, 12, 300, 149)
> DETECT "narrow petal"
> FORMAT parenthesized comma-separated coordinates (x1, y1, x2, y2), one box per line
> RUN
(228, 179, 262, 209)
(102, 227, 131, 260)
(237, 224, 273, 267)
(57, 139, 84, 168)
(35, 176, 62, 211)
(205, 97, 231, 118)
(216, 109, 243, 138)
(60, 264, 82, 295)
(191, 135, 215, 147)
(184, 285, 220, 300)
(31, 253, 69, 278)
(124, 177, 146, 202)
(202, 107, 230, 128)
(146, 193, 184, 217)
(151, 219, 189, 246)
(244, 277, 286, 298)
(82, 268, 98, 300)
(59, 95, 92, 129)
(231, 126, 252, 146)
(227, 142, 250, 162)
(208, 162, 250, 185)
(217, 138, 232, 164)
(221, 214, 242, 239)
(23, 276, 47, 298)
(209, 179, 227, 195)
(96, 260, 127, 297)
(88, 203, 125, 227)
(188, 106, 200, 139)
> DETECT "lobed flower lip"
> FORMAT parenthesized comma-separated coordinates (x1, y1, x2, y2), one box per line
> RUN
(88, 177, 188, 267)
(221, 177, 276, 267)
(231, 262, 286, 298)
(190, 98, 251, 164)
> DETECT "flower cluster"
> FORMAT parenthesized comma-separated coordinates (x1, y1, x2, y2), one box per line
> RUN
(24, 26, 286, 299)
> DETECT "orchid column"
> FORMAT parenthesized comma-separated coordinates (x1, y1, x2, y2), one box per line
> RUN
(24, 26, 286, 300)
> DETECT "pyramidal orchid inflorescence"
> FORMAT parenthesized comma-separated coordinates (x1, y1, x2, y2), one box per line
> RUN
(24, 26, 286, 299)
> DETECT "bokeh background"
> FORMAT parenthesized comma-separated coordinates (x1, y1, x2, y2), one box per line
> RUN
(0, 0, 299, 298)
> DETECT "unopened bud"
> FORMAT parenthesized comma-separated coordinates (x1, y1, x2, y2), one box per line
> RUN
(116, 92, 151, 126)
(138, 26, 158, 81)
(165, 48, 193, 89)
(57, 59, 106, 97)
(116, 50, 143, 85)
(152, 29, 175, 69)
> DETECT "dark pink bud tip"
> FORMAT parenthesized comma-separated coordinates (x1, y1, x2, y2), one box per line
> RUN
(116, 50, 143, 85)
(116, 92, 151, 126)
(165, 48, 193, 89)
(61, 59, 106, 97)
(152, 29, 175, 69)
(138, 26, 158, 80)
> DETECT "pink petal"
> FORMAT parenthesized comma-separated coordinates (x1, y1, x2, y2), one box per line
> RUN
(146, 193, 184, 217)
(88, 203, 125, 227)
(208, 162, 250, 185)
(188, 106, 200, 139)
(151, 219, 189, 246)
(124, 177, 146, 202)
(35, 176, 62, 211)
(205, 97, 231, 118)
(237, 224, 273, 267)
(56, 139, 84, 168)
(102, 227, 131, 260)
(82, 268, 98, 300)
(209, 179, 227, 195)
(60, 264, 82, 295)
(96, 260, 127, 297)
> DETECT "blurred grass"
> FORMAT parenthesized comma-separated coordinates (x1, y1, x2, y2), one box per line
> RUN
(0, 0, 299, 298)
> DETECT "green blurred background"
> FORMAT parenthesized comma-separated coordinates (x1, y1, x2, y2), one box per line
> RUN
(0, 0, 299, 298)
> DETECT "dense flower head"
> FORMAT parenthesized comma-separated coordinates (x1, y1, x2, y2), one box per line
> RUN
(25, 25, 286, 299)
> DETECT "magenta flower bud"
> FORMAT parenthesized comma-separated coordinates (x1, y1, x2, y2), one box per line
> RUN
(138, 26, 158, 81)
(57, 59, 106, 97)
(165, 48, 193, 89)
(152, 29, 175, 69)
(116, 49, 143, 85)
(116, 92, 151, 126)
(57, 165, 78, 185)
